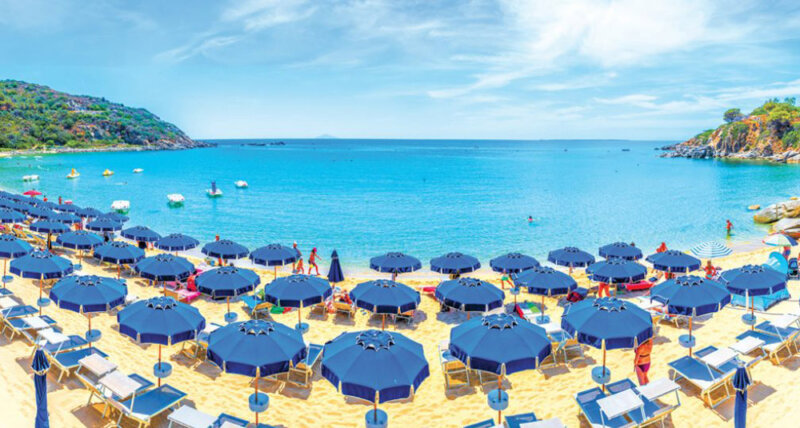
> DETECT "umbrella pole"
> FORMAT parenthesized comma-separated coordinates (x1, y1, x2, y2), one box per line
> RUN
(117, 264, 120, 279)
(382, 314, 385, 331)
(274, 266, 277, 279)
(2, 259, 6, 287)
(255, 373, 260, 425)
(158, 344, 162, 386)
(39, 276, 43, 315)
(601, 341, 607, 392)
(497, 375, 503, 424)
(688, 316, 693, 356)
(227, 297, 231, 315)
(373, 395, 378, 423)
(88, 314, 92, 349)
(750, 296, 755, 331)
(298, 306, 302, 325)
(541, 295, 545, 322)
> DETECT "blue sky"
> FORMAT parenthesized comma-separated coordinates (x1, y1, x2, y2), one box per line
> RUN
(1, 0, 800, 140)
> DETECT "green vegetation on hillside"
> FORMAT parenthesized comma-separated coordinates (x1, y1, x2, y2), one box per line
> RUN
(0, 80, 198, 150)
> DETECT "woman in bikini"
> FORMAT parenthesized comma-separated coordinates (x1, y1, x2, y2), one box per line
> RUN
(308, 247, 323, 275)
(634, 338, 653, 385)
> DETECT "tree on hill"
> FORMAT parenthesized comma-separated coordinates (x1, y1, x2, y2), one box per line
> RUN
(723, 108, 743, 123)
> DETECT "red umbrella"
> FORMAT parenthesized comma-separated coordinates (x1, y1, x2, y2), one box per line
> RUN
(23, 190, 42, 197)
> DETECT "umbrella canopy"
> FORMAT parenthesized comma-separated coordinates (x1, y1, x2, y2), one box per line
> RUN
(690, 241, 732, 259)
(134, 254, 195, 281)
(561, 298, 653, 350)
(370, 252, 422, 274)
(547, 247, 595, 267)
(29, 220, 70, 235)
(85, 217, 123, 233)
(650, 275, 731, 316)
(598, 242, 643, 260)
(155, 233, 200, 252)
(77, 207, 103, 219)
(327, 249, 344, 283)
(121, 225, 162, 243)
(55, 203, 80, 213)
(50, 275, 127, 313)
(350, 280, 420, 314)
(0, 235, 32, 259)
(99, 212, 129, 223)
(207, 320, 306, 376)
(645, 250, 701, 273)
(322, 329, 429, 403)
(249, 243, 298, 266)
(430, 252, 481, 274)
(23, 190, 42, 197)
(513, 266, 577, 296)
(435, 277, 505, 312)
(763, 233, 798, 247)
(449, 313, 551, 375)
(201, 239, 249, 260)
(50, 212, 81, 224)
(262, 274, 332, 308)
(32, 348, 50, 428)
(26, 207, 55, 219)
(10, 250, 74, 279)
(733, 364, 751, 428)
(489, 252, 540, 274)
(93, 241, 145, 265)
(720, 264, 787, 297)
(56, 231, 104, 250)
(117, 296, 205, 345)
(196, 266, 261, 297)
(586, 258, 647, 283)
(0, 207, 26, 223)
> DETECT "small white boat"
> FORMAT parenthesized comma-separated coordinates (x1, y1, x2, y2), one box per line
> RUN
(111, 200, 130, 214)
(22, 175, 39, 182)
(102, 169, 114, 177)
(167, 194, 185, 206)
(206, 181, 223, 198)
(235, 180, 248, 188)
(133, 168, 143, 173)
(66, 168, 80, 179)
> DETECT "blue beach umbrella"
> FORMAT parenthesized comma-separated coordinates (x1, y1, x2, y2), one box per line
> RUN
(513, 266, 577, 322)
(690, 241, 732, 259)
(0, 235, 32, 281)
(548, 247, 595, 270)
(350, 280, 420, 329)
(733, 364, 751, 428)
(489, 252, 540, 274)
(249, 243, 297, 277)
(0, 207, 26, 224)
(435, 277, 505, 314)
(55, 203, 80, 213)
(370, 252, 422, 279)
(327, 250, 344, 284)
(10, 250, 74, 314)
(322, 329, 429, 425)
(449, 313, 550, 424)
(586, 258, 647, 295)
(93, 241, 145, 278)
(99, 212, 129, 223)
(430, 252, 481, 275)
(50, 275, 127, 347)
(56, 231, 104, 250)
(77, 207, 103, 219)
(30, 220, 69, 235)
(32, 348, 50, 428)
(50, 212, 81, 224)
(645, 250, 701, 273)
(26, 206, 55, 220)
(121, 225, 162, 243)
(561, 298, 653, 388)
(85, 217, 122, 233)
(207, 320, 306, 425)
(650, 275, 731, 355)
(202, 239, 249, 261)
(196, 266, 261, 321)
(263, 274, 332, 331)
(720, 264, 787, 327)
(155, 233, 200, 252)
(134, 254, 195, 287)
(598, 242, 643, 260)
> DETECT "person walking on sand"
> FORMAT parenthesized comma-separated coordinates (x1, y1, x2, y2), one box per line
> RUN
(308, 247, 323, 275)
(634, 338, 653, 385)
(597, 281, 610, 298)
(292, 242, 301, 272)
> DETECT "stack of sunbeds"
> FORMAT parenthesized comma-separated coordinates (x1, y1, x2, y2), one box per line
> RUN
(576, 377, 681, 427)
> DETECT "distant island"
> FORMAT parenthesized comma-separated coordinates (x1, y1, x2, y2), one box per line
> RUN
(663, 97, 800, 162)
(0, 80, 208, 155)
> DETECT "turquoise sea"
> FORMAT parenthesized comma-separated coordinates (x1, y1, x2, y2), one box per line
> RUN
(0, 139, 791, 267)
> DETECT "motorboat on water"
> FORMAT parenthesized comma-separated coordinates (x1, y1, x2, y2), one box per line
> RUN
(103, 169, 114, 177)
(66, 168, 80, 179)
(22, 174, 39, 182)
(235, 180, 248, 188)
(133, 168, 144, 173)
(111, 200, 130, 214)
(206, 181, 223, 198)
(167, 194, 185, 206)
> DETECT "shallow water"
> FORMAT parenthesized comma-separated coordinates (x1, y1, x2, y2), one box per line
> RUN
(0, 139, 788, 266)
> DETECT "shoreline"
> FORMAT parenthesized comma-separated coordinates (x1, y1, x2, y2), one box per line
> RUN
(0, 144, 212, 159)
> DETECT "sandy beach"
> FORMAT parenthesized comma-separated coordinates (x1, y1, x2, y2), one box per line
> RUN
(0, 242, 797, 428)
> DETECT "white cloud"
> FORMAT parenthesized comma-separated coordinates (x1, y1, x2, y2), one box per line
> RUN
(222, 0, 316, 31)
(154, 35, 241, 63)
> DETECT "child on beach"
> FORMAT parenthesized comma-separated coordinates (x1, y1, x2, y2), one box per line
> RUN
(308, 247, 323, 275)
(294, 256, 304, 274)
(634, 338, 653, 385)
(704, 260, 716, 279)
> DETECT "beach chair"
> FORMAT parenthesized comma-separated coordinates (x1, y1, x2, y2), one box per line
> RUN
(755, 317, 800, 353)
(97, 371, 155, 420)
(287, 343, 323, 387)
(2, 314, 57, 342)
(575, 387, 636, 427)
(667, 353, 734, 408)
(504, 412, 537, 428)
(167, 404, 216, 428)
(76, 353, 119, 406)
(0, 288, 13, 296)
(181, 322, 222, 360)
(1, 304, 38, 320)
(463, 419, 495, 428)
(393, 310, 415, 325)
(735, 330, 793, 364)
(110, 383, 187, 428)
(241, 295, 274, 319)
(695, 346, 761, 390)
(606, 378, 681, 427)
(334, 301, 356, 319)
(309, 300, 329, 318)
(213, 413, 249, 428)
(439, 340, 470, 389)
(48, 347, 109, 382)
(36, 329, 88, 355)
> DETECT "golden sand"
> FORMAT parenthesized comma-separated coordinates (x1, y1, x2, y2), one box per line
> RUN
(0, 245, 797, 427)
